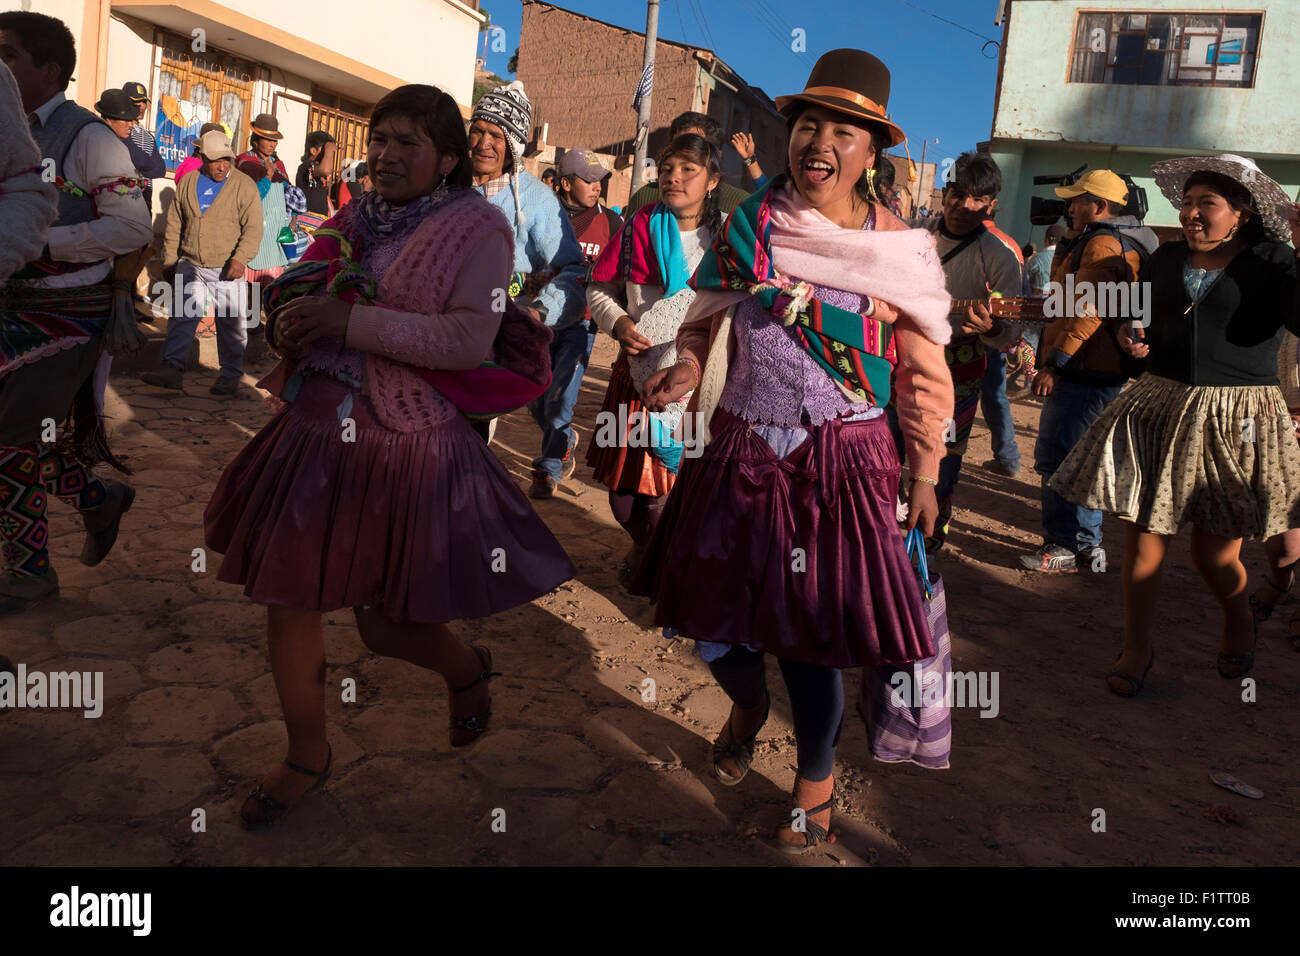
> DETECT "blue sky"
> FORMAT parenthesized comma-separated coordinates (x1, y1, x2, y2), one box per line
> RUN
(478, 0, 1004, 170)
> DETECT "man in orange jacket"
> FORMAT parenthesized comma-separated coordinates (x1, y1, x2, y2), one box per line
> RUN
(1021, 169, 1158, 573)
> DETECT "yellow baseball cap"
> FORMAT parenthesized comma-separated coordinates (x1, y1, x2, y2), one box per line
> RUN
(1055, 169, 1129, 205)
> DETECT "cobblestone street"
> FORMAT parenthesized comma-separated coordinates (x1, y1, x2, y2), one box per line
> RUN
(2, 333, 1297, 866)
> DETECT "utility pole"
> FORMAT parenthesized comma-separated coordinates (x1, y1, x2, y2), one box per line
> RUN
(630, 0, 660, 194)
(917, 137, 938, 209)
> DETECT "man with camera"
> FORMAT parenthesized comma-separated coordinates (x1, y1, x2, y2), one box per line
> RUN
(1021, 169, 1158, 573)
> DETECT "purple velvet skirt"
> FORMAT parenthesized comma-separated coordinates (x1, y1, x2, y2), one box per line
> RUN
(632, 407, 933, 669)
(204, 374, 574, 622)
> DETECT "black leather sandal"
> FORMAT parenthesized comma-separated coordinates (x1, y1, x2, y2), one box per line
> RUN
(712, 690, 770, 786)
(239, 743, 332, 831)
(777, 796, 836, 854)
(448, 644, 500, 748)
(1249, 573, 1292, 622)
(1217, 618, 1258, 679)
(1106, 652, 1154, 697)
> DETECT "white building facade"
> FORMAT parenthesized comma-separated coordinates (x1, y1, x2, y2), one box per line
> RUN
(9, 0, 485, 218)
(990, 0, 1300, 244)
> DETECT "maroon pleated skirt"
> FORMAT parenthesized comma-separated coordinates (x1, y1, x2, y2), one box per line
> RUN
(632, 406, 933, 668)
(204, 374, 574, 622)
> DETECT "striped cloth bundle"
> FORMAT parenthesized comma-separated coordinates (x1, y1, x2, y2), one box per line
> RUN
(858, 527, 953, 770)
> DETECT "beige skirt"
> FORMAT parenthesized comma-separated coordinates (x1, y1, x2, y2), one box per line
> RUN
(1049, 373, 1300, 539)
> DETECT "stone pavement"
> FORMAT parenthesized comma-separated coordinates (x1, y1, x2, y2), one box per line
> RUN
(2, 333, 1298, 866)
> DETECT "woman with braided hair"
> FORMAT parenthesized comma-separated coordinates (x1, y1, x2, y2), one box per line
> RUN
(204, 84, 573, 829)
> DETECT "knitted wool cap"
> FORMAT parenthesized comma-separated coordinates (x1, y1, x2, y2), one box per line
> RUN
(471, 80, 533, 226)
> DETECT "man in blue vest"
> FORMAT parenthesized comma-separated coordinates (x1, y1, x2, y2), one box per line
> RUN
(0, 11, 151, 615)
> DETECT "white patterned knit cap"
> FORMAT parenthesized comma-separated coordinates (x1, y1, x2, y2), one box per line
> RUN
(471, 80, 533, 226)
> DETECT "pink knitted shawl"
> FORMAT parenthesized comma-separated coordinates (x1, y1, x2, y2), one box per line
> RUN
(261, 193, 515, 431)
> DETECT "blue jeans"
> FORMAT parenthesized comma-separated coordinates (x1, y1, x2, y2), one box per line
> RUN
(980, 346, 1020, 468)
(1034, 378, 1123, 551)
(529, 323, 596, 480)
(161, 260, 250, 379)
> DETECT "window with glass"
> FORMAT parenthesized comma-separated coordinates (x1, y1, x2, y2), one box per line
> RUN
(154, 31, 264, 170)
(1069, 11, 1263, 88)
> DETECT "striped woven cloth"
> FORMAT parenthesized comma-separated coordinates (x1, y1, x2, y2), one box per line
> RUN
(0, 283, 111, 380)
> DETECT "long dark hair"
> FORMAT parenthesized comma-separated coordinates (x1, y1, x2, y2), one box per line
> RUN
(657, 133, 723, 236)
(301, 130, 333, 164)
(1183, 170, 1267, 245)
(783, 105, 891, 208)
(368, 84, 472, 188)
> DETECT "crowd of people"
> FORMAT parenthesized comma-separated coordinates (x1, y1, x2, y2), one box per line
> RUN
(3, 9, 1300, 852)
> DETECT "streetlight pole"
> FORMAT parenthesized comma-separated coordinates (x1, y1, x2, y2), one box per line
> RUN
(917, 137, 938, 209)
(630, 0, 660, 194)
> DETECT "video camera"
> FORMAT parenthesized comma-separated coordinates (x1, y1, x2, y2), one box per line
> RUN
(1029, 164, 1148, 226)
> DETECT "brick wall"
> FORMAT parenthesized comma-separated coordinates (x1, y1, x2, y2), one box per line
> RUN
(517, 2, 704, 158)
(524, 144, 636, 210)
(517, 1, 788, 192)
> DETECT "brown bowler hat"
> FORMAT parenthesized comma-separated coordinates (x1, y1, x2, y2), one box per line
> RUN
(775, 49, 906, 147)
(250, 113, 283, 140)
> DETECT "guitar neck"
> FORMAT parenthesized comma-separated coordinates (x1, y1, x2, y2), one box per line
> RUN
(949, 295, 1047, 323)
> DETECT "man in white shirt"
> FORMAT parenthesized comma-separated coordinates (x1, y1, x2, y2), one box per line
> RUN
(0, 11, 151, 615)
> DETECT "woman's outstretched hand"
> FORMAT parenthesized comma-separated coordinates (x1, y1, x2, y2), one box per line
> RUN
(906, 480, 938, 538)
(642, 361, 697, 410)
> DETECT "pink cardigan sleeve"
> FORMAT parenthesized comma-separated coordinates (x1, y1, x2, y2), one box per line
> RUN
(891, 311, 953, 483)
(872, 208, 954, 483)
(345, 232, 512, 370)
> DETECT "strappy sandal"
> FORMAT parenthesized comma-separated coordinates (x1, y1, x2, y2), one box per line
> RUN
(711, 690, 770, 786)
(239, 743, 332, 831)
(1249, 572, 1292, 621)
(448, 644, 500, 748)
(1217, 617, 1258, 679)
(776, 780, 836, 854)
(1106, 652, 1154, 698)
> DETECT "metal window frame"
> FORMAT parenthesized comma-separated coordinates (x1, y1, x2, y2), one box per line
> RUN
(1067, 8, 1263, 89)
(273, 91, 372, 185)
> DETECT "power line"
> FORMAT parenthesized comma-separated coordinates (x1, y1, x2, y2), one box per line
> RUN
(740, 0, 790, 45)
(891, 0, 1000, 44)
(673, 0, 691, 47)
(687, 0, 718, 53)
(753, 0, 792, 42)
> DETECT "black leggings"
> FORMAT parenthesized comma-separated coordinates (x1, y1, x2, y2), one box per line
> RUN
(707, 645, 844, 781)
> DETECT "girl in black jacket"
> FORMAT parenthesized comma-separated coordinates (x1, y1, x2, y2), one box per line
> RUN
(1050, 155, 1300, 695)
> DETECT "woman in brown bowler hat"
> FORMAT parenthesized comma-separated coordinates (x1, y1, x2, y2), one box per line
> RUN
(635, 49, 954, 852)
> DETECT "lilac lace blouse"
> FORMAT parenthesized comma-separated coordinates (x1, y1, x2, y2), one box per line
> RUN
(719, 283, 882, 428)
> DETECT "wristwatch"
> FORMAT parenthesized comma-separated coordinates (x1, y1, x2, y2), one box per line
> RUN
(743, 156, 757, 167)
